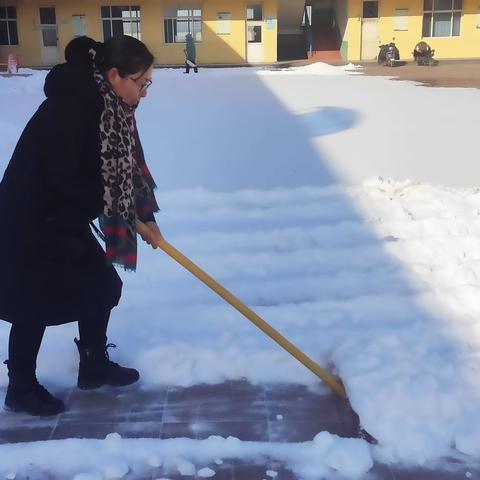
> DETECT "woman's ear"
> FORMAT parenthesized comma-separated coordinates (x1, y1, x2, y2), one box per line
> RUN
(106, 67, 121, 87)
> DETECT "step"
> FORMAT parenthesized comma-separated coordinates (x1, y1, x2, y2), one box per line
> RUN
(308, 50, 342, 61)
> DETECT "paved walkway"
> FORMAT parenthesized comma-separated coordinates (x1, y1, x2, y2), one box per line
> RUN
(0, 381, 361, 444)
(360, 60, 480, 89)
(1, 381, 479, 479)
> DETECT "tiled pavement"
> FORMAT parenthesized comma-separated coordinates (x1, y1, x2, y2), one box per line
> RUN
(0, 381, 479, 479)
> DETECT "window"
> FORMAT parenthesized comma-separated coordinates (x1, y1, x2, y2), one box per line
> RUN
(247, 25, 262, 42)
(40, 7, 56, 25)
(394, 8, 409, 30)
(217, 12, 231, 35)
(39, 7, 57, 47)
(101, 6, 141, 41)
(423, 0, 462, 37)
(0, 6, 18, 45)
(247, 5, 263, 21)
(363, 1, 379, 18)
(164, 6, 202, 43)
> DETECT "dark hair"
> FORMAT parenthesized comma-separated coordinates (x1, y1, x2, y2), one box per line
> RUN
(65, 35, 154, 77)
(64, 36, 98, 67)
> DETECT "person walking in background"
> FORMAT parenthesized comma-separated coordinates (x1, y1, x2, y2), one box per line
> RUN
(184, 33, 198, 74)
(0, 35, 162, 416)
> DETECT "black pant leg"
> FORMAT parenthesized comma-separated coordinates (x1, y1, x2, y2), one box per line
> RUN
(78, 306, 110, 348)
(8, 321, 46, 382)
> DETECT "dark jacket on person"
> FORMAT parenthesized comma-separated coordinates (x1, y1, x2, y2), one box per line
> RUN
(185, 34, 196, 63)
(0, 63, 123, 326)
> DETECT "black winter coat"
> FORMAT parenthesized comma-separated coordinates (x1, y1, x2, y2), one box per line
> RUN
(0, 63, 123, 326)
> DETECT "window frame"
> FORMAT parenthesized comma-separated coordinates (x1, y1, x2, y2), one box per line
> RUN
(0, 6, 18, 46)
(422, 0, 462, 37)
(101, 5, 141, 41)
(163, 6, 202, 44)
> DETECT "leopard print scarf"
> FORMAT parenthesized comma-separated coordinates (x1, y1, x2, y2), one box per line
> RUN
(93, 69, 159, 271)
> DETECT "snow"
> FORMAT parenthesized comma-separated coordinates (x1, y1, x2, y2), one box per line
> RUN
(175, 458, 195, 476)
(1, 62, 480, 478)
(73, 474, 103, 480)
(258, 62, 364, 76)
(0, 434, 373, 479)
(197, 467, 216, 477)
(148, 456, 163, 468)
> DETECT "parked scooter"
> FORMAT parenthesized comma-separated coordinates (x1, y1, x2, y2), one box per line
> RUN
(378, 41, 400, 67)
(412, 41, 438, 66)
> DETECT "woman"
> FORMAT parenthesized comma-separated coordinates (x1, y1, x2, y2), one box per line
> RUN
(0, 35, 162, 416)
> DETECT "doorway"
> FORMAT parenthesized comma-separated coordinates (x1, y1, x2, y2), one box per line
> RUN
(360, 0, 379, 60)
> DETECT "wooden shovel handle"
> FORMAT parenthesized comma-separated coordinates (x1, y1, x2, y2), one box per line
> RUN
(137, 221, 347, 398)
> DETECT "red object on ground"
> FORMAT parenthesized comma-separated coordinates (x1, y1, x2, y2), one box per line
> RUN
(7, 53, 19, 74)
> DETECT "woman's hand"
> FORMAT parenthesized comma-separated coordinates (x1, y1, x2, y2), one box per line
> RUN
(139, 221, 164, 249)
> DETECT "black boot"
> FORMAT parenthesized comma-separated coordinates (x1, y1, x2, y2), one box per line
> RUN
(3, 361, 65, 416)
(74, 338, 140, 390)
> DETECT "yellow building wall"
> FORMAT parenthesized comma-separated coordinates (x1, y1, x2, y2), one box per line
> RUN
(347, 0, 480, 61)
(263, 0, 278, 63)
(0, 0, 278, 66)
(347, 0, 363, 60)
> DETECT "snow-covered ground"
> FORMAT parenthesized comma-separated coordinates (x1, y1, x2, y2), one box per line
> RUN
(1, 63, 480, 479)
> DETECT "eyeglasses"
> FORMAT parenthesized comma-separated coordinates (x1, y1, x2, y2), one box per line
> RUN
(129, 76, 152, 93)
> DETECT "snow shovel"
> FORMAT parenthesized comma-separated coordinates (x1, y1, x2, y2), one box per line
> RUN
(137, 221, 347, 398)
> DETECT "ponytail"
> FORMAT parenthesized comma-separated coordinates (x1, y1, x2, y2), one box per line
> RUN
(90, 41, 106, 70)
(64, 36, 100, 71)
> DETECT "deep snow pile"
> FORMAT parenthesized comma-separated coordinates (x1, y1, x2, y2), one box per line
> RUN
(1, 64, 480, 478)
